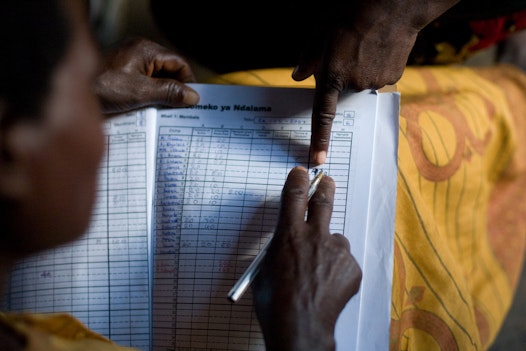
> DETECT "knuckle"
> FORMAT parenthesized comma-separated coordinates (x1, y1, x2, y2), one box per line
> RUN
(281, 185, 308, 201)
(162, 82, 183, 105)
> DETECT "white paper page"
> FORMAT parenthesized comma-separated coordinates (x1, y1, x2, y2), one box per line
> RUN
(3, 110, 155, 350)
(334, 91, 400, 350)
(150, 83, 397, 351)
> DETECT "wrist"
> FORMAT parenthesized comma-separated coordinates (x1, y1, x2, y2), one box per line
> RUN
(262, 308, 336, 351)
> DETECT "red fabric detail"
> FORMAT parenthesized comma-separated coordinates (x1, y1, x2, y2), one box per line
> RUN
(468, 8, 526, 51)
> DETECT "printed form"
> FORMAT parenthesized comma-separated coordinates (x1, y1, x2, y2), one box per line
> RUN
(3, 83, 399, 351)
(148, 84, 398, 351)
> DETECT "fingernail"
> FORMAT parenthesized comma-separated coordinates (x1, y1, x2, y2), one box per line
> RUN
(184, 89, 200, 105)
(314, 151, 327, 165)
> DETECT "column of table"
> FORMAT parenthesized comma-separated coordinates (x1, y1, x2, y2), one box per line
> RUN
(152, 127, 192, 349)
(105, 132, 150, 348)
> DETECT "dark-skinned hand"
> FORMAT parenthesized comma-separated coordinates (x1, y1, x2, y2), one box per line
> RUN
(94, 37, 199, 115)
(253, 166, 362, 351)
(291, 0, 461, 165)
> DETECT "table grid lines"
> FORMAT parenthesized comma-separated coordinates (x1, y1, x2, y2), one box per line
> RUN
(4, 130, 152, 350)
(152, 125, 352, 350)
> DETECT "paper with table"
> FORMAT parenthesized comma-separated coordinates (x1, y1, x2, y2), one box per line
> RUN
(2, 83, 399, 350)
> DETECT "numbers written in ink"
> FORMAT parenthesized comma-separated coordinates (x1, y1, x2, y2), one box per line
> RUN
(39, 271, 52, 278)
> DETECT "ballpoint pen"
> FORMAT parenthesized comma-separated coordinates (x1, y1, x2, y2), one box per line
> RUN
(227, 169, 326, 302)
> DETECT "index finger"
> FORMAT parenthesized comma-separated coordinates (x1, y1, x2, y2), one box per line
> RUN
(310, 82, 341, 165)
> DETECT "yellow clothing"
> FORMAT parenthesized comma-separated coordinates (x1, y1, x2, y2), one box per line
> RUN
(208, 64, 526, 350)
(0, 312, 137, 351)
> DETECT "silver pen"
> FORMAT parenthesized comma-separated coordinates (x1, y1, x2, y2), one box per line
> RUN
(227, 170, 326, 302)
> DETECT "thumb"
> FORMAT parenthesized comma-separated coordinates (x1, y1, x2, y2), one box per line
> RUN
(147, 78, 200, 107)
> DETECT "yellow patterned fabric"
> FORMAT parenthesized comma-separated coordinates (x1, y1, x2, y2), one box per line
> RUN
(208, 65, 526, 350)
(0, 312, 137, 350)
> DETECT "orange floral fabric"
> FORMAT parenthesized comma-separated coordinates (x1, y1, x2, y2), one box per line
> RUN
(0, 312, 137, 350)
(391, 65, 526, 350)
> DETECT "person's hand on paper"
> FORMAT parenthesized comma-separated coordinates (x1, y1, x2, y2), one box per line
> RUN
(94, 37, 200, 115)
(292, 0, 460, 165)
(253, 166, 362, 351)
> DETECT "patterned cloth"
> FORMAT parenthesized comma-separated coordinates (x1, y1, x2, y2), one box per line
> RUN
(0, 312, 136, 350)
(208, 64, 526, 350)
(391, 65, 526, 350)
(409, 7, 526, 64)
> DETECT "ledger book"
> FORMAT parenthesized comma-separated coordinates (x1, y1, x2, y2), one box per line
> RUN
(2, 83, 400, 351)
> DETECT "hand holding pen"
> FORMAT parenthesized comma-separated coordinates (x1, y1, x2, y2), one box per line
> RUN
(228, 168, 326, 302)
(249, 166, 362, 351)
